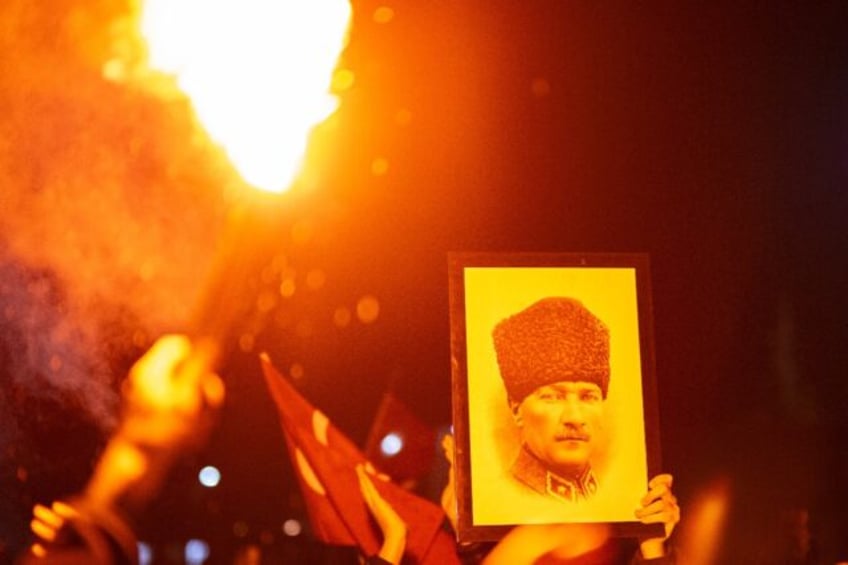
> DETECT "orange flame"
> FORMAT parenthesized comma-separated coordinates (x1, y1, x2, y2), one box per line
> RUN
(139, 1, 352, 193)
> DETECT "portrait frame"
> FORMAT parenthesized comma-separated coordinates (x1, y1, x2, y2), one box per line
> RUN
(448, 252, 663, 543)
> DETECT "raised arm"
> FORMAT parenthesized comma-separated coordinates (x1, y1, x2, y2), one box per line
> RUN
(22, 335, 224, 564)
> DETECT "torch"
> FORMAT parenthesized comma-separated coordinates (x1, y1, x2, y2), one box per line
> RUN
(139, 0, 353, 370)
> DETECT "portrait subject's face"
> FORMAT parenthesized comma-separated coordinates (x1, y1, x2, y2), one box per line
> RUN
(511, 381, 604, 476)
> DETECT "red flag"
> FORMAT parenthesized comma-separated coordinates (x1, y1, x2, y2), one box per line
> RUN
(364, 392, 437, 487)
(260, 354, 460, 564)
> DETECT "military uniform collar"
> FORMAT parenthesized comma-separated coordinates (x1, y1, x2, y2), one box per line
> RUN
(511, 445, 598, 502)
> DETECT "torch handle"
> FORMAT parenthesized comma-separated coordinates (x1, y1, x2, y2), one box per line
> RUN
(187, 193, 286, 371)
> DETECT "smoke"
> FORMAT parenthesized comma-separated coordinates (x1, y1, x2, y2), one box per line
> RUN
(0, 1, 241, 432)
(0, 256, 120, 426)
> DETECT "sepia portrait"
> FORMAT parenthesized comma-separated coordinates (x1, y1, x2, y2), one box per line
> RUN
(448, 253, 661, 542)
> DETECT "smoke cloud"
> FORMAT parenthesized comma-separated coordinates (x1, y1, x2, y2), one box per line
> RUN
(0, 1, 241, 432)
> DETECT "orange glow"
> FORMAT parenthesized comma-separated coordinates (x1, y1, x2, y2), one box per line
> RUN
(238, 333, 256, 352)
(356, 295, 380, 323)
(371, 157, 389, 176)
(394, 108, 413, 126)
(333, 307, 352, 327)
(531, 77, 552, 98)
(279, 277, 296, 298)
(305, 269, 326, 290)
(30, 544, 47, 558)
(676, 476, 731, 565)
(373, 6, 395, 24)
(289, 363, 305, 380)
(139, 1, 352, 193)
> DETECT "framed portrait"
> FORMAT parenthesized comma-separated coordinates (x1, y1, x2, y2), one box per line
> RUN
(448, 252, 663, 542)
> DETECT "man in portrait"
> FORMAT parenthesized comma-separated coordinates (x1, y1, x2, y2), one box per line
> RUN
(492, 296, 610, 503)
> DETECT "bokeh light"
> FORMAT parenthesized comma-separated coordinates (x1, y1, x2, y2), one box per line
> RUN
(371, 157, 389, 176)
(290, 363, 305, 380)
(380, 432, 404, 457)
(356, 295, 380, 324)
(138, 542, 153, 565)
(184, 539, 209, 565)
(373, 6, 395, 24)
(256, 290, 279, 313)
(198, 465, 221, 488)
(531, 77, 551, 97)
(259, 530, 275, 545)
(238, 333, 256, 352)
(295, 320, 314, 338)
(333, 307, 353, 328)
(306, 269, 327, 290)
(282, 519, 302, 537)
(332, 68, 356, 92)
(280, 278, 297, 298)
(232, 521, 249, 538)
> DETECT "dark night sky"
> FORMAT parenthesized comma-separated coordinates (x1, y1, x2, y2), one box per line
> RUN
(1, 2, 847, 563)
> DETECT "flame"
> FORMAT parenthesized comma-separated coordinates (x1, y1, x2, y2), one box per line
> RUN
(139, 0, 352, 192)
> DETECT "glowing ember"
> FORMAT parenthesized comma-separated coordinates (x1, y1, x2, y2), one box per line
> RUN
(140, 1, 352, 192)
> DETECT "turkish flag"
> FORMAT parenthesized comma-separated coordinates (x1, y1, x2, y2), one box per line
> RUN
(364, 392, 437, 486)
(260, 354, 459, 564)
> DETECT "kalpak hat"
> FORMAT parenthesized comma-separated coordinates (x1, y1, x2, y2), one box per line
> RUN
(493, 297, 610, 402)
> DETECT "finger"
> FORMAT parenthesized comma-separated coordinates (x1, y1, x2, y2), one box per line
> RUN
(639, 495, 677, 513)
(441, 434, 455, 465)
(635, 510, 675, 525)
(635, 504, 681, 533)
(670, 504, 681, 525)
(648, 473, 673, 490)
(634, 499, 666, 519)
(641, 481, 672, 506)
(638, 494, 680, 519)
(50, 501, 79, 520)
(169, 340, 215, 390)
(634, 497, 677, 521)
(138, 335, 190, 378)
(442, 433, 454, 453)
(124, 335, 189, 403)
(32, 504, 63, 529)
(30, 518, 57, 542)
(201, 372, 226, 409)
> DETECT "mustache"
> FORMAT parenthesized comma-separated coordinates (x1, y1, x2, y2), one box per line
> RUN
(555, 431, 590, 441)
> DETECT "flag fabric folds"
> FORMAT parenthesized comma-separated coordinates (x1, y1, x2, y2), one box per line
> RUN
(364, 392, 437, 487)
(260, 354, 459, 564)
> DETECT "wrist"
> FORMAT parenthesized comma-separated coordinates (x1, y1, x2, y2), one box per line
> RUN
(85, 437, 149, 504)
(639, 538, 666, 559)
(83, 434, 173, 522)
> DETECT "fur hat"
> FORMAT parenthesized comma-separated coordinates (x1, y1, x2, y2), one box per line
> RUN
(492, 297, 610, 402)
